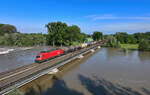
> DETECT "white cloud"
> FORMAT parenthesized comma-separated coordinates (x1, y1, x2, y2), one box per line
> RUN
(94, 23, 150, 34)
(86, 15, 150, 21)
(81, 22, 150, 34)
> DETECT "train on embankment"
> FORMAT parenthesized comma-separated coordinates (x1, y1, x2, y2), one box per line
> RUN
(35, 41, 102, 63)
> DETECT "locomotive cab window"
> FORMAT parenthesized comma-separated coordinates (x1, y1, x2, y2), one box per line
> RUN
(36, 55, 41, 58)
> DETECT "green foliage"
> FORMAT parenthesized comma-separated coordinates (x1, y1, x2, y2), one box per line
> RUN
(46, 21, 87, 46)
(122, 47, 127, 52)
(0, 33, 46, 46)
(92, 31, 103, 41)
(104, 35, 121, 48)
(0, 22, 88, 47)
(115, 32, 128, 44)
(46, 21, 67, 46)
(0, 24, 18, 35)
(0, 24, 5, 27)
(85, 37, 93, 42)
(139, 40, 150, 51)
(72, 42, 81, 45)
(65, 25, 81, 44)
(115, 32, 150, 44)
(104, 32, 150, 51)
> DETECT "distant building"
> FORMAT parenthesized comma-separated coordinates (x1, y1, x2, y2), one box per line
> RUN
(86, 38, 93, 42)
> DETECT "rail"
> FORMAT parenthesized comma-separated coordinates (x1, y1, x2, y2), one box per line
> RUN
(0, 42, 104, 95)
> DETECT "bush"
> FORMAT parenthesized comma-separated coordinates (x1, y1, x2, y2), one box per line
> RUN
(104, 36, 121, 48)
(139, 40, 150, 51)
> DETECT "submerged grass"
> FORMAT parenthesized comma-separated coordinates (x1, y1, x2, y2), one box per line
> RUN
(8, 88, 23, 95)
(121, 44, 138, 50)
(72, 42, 81, 45)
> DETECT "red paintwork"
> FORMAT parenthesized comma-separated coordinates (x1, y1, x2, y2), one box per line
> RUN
(35, 49, 63, 62)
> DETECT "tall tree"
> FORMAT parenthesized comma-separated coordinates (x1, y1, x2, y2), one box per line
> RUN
(92, 31, 103, 41)
(104, 35, 121, 48)
(139, 40, 150, 51)
(45, 21, 67, 46)
(66, 25, 81, 44)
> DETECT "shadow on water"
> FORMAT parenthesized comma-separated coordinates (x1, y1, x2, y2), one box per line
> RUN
(24, 76, 84, 95)
(23, 74, 150, 95)
(21, 48, 150, 95)
(22, 50, 101, 95)
(43, 76, 84, 95)
(105, 48, 126, 60)
(138, 51, 150, 64)
(78, 74, 150, 95)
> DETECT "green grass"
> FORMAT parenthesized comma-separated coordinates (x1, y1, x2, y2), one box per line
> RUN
(72, 42, 81, 45)
(121, 44, 139, 50)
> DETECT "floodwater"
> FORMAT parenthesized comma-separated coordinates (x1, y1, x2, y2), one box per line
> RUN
(19, 48, 150, 95)
(0, 47, 51, 73)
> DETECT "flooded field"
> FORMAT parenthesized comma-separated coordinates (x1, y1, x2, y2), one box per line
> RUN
(20, 48, 150, 95)
(0, 47, 51, 73)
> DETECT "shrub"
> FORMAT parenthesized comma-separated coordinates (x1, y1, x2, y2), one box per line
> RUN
(139, 40, 150, 51)
(104, 36, 121, 48)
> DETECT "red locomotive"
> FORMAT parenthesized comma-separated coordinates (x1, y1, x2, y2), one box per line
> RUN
(35, 41, 98, 63)
(35, 48, 63, 63)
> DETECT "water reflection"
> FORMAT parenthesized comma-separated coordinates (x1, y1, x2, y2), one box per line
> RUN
(78, 74, 147, 95)
(138, 51, 150, 64)
(105, 48, 128, 60)
(21, 74, 150, 95)
(43, 79, 83, 95)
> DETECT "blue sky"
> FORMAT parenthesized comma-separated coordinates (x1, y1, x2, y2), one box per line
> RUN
(0, 0, 150, 34)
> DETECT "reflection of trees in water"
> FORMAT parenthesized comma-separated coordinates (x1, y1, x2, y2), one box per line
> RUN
(21, 49, 150, 95)
(105, 48, 124, 60)
(138, 51, 150, 64)
(105, 48, 138, 62)
(24, 76, 84, 95)
(44, 79, 84, 95)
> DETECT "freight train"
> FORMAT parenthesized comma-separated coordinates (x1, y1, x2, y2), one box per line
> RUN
(35, 41, 99, 63)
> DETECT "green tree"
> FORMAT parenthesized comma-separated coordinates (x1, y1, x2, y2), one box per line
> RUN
(0, 24, 18, 35)
(45, 21, 67, 46)
(139, 40, 150, 51)
(92, 31, 103, 41)
(104, 35, 121, 48)
(66, 25, 81, 44)
(115, 32, 129, 44)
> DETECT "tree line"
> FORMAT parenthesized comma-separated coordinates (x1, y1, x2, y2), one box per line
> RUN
(1, 22, 149, 51)
(45, 21, 88, 46)
(104, 32, 150, 51)
(0, 33, 46, 46)
(0, 22, 103, 47)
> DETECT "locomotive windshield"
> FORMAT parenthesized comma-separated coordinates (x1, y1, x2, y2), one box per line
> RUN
(36, 55, 41, 58)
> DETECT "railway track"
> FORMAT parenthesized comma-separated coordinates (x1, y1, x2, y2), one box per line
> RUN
(0, 43, 103, 94)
